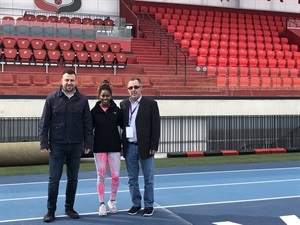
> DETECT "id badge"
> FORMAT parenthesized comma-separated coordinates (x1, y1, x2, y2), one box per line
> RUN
(126, 126, 134, 138)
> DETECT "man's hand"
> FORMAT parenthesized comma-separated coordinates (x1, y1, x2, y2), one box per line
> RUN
(149, 149, 156, 155)
(40, 148, 50, 153)
(84, 148, 91, 154)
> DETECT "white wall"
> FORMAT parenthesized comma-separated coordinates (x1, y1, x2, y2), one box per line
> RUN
(0, 0, 120, 17)
(0, 99, 299, 117)
(0, 0, 300, 18)
(137, 0, 300, 13)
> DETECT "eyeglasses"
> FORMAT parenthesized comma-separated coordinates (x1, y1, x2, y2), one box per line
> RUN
(127, 85, 140, 90)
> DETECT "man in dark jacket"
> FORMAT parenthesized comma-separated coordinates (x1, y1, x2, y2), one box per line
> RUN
(39, 69, 93, 223)
(120, 77, 160, 217)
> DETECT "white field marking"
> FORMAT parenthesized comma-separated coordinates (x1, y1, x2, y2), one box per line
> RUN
(1, 166, 299, 186)
(1, 178, 299, 202)
(155, 195, 300, 209)
(154, 202, 193, 225)
(154, 166, 300, 177)
(280, 215, 300, 225)
(213, 222, 242, 225)
(0, 209, 129, 223)
(1, 199, 300, 224)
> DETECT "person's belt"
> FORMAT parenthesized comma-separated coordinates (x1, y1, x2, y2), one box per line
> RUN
(128, 142, 138, 145)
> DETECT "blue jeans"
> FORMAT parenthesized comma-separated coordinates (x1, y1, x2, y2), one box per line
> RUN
(125, 143, 154, 207)
(47, 143, 83, 212)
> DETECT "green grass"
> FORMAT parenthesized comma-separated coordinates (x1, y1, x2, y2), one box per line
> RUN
(1, 153, 300, 177)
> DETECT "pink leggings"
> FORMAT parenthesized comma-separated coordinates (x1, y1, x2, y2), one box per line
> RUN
(94, 152, 121, 203)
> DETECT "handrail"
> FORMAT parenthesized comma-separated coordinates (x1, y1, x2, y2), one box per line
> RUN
(139, 12, 188, 85)
(121, 0, 188, 86)
(287, 17, 300, 29)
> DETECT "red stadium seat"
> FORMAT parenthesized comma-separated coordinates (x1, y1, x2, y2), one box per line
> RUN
(19, 48, 33, 63)
(189, 47, 198, 57)
(62, 50, 76, 64)
(16, 74, 31, 86)
(0, 73, 14, 85)
(261, 77, 271, 88)
(180, 39, 190, 49)
(277, 59, 286, 68)
(2, 37, 16, 48)
(97, 42, 110, 53)
(282, 77, 292, 87)
(103, 52, 115, 65)
(217, 76, 227, 86)
(279, 68, 289, 77)
(93, 18, 104, 26)
(217, 66, 227, 77)
(228, 67, 238, 76)
(85, 41, 97, 52)
(33, 75, 48, 86)
(260, 68, 270, 77)
(173, 32, 182, 41)
(197, 56, 206, 66)
(239, 67, 249, 77)
(110, 43, 122, 53)
(90, 52, 103, 65)
(76, 51, 89, 64)
(250, 77, 260, 87)
(209, 48, 218, 57)
(239, 57, 248, 67)
(267, 58, 277, 68)
(289, 68, 299, 77)
(78, 76, 95, 87)
(239, 77, 249, 87)
(219, 48, 228, 58)
(206, 66, 217, 76)
(190, 40, 200, 48)
(4, 48, 18, 62)
(59, 40, 72, 51)
(82, 18, 93, 25)
(17, 38, 30, 49)
(207, 56, 217, 66)
(45, 40, 58, 50)
(31, 39, 44, 50)
(218, 57, 228, 67)
(72, 41, 85, 52)
(115, 52, 128, 66)
(33, 49, 47, 64)
(47, 49, 61, 64)
(269, 68, 279, 77)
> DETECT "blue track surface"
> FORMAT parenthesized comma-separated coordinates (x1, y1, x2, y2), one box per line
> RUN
(0, 161, 300, 225)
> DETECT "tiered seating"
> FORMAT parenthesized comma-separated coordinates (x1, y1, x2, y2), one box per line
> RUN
(0, 36, 128, 70)
(149, 6, 300, 89)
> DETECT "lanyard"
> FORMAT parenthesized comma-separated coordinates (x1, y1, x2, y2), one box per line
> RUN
(129, 101, 140, 125)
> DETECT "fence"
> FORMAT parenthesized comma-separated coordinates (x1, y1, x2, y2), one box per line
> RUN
(1, 115, 300, 152)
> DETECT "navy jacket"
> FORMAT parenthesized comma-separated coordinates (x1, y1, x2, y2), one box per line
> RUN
(39, 87, 93, 150)
(91, 100, 123, 153)
(120, 96, 160, 160)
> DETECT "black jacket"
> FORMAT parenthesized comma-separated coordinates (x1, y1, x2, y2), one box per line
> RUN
(91, 99, 123, 153)
(120, 96, 160, 160)
(39, 87, 94, 150)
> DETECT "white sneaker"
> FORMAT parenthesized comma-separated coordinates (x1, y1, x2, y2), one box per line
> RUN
(107, 200, 117, 213)
(98, 204, 107, 216)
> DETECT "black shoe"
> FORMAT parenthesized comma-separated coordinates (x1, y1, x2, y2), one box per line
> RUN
(143, 207, 154, 217)
(43, 211, 55, 222)
(128, 206, 141, 215)
(65, 208, 80, 219)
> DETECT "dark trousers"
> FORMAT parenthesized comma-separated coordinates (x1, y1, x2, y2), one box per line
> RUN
(47, 143, 82, 212)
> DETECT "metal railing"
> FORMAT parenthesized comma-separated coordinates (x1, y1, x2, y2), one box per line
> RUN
(121, 0, 188, 85)
(1, 115, 300, 153)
